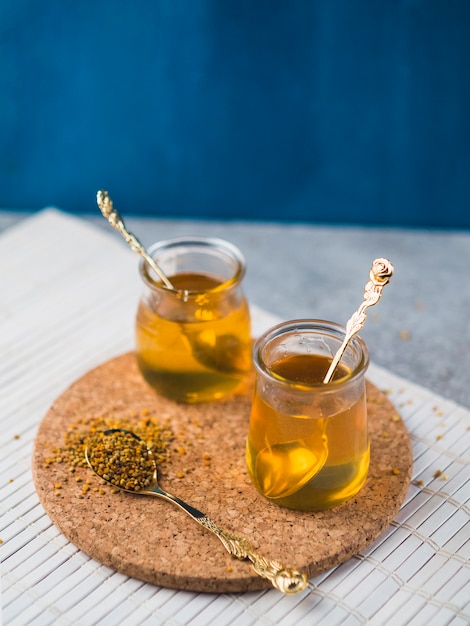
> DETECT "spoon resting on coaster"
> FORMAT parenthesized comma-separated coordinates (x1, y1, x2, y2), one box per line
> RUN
(323, 258, 394, 384)
(85, 429, 309, 594)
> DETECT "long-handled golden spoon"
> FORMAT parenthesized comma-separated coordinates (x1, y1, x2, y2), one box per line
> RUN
(323, 258, 394, 384)
(96, 190, 177, 292)
(96, 189, 249, 373)
(85, 429, 308, 594)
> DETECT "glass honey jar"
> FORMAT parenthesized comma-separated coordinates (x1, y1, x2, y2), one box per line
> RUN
(135, 237, 252, 404)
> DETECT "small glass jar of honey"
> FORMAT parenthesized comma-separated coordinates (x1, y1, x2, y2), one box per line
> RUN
(246, 319, 370, 510)
(135, 237, 251, 404)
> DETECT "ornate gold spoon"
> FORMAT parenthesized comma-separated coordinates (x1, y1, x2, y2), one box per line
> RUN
(323, 258, 394, 384)
(96, 190, 177, 293)
(85, 429, 308, 594)
(97, 189, 252, 375)
(96, 189, 246, 372)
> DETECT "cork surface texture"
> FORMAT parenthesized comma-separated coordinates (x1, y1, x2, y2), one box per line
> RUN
(32, 352, 412, 593)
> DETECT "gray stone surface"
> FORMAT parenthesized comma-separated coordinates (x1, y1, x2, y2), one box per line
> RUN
(2, 210, 469, 409)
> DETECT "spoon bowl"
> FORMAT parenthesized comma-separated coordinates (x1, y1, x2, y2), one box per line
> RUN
(254, 438, 328, 500)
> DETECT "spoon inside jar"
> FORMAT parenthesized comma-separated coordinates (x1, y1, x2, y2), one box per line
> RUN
(96, 190, 182, 296)
(97, 190, 236, 302)
(323, 258, 394, 384)
(85, 428, 308, 594)
(96, 190, 248, 376)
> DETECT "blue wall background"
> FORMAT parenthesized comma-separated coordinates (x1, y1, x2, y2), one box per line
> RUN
(1, 1, 469, 228)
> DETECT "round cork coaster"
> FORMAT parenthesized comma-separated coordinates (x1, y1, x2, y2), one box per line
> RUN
(32, 352, 412, 593)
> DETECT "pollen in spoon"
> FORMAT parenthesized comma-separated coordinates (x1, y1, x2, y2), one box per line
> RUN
(87, 430, 155, 491)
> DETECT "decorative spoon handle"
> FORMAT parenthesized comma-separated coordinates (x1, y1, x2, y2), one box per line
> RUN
(323, 258, 394, 384)
(199, 516, 308, 594)
(149, 484, 308, 594)
(96, 190, 176, 291)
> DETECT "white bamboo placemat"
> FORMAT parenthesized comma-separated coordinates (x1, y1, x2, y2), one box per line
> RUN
(1, 209, 469, 626)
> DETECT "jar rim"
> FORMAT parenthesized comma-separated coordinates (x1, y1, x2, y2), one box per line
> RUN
(139, 236, 246, 296)
(253, 319, 370, 390)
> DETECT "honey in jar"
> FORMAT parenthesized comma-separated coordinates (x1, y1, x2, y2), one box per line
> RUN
(135, 238, 251, 404)
(246, 320, 370, 510)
